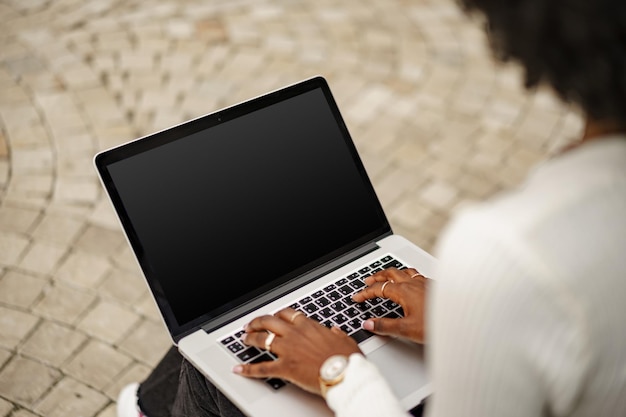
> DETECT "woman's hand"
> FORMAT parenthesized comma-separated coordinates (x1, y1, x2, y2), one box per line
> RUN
(233, 307, 362, 395)
(352, 267, 428, 344)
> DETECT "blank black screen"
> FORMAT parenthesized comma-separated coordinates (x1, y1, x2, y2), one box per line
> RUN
(106, 86, 388, 330)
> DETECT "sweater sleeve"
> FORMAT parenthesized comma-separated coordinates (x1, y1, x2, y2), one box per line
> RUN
(425, 208, 590, 417)
(326, 353, 411, 417)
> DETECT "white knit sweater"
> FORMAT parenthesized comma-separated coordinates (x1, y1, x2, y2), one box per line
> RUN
(327, 135, 626, 417)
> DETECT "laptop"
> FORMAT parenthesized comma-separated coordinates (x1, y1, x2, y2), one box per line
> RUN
(94, 75, 435, 416)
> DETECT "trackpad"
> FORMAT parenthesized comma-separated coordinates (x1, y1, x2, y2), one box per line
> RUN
(366, 338, 428, 398)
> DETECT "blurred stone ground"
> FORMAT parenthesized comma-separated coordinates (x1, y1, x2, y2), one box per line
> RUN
(0, 0, 582, 416)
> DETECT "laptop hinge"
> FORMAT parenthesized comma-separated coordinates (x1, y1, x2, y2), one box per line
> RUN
(199, 240, 383, 335)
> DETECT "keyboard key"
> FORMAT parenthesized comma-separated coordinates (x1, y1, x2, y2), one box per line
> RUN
(309, 313, 323, 322)
(252, 353, 274, 363)
(337, 285, 353, 295)
(332, 313, 348, 325)
(369, 296, 384, 305)
(382, 260, 403, 269)
(319, 307, 334, 318)
(315, 296, 331, 307)
(355, 301, 371, 312)
(266, 378, 287, 390)
(350, 329, 375, 343)
(221, 336, 235, 345)
(327, 290, 342, 301)
(349, 279, 365, 290)
(384, 310, 401, 319)
(330, 301, 347, 312)
(227, 342, 245, 354)
(299, 296, 312, 304)
(339, 324, 352, 334)
(344, 307, 359, 318)
(238, 347, 261, 362)
(302, 303, 319, 314)
(347, 318, 362, 329)
(371, 306, 388, 316)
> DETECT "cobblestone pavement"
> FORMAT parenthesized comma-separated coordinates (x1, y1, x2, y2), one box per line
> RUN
(0, 0, 583, 416)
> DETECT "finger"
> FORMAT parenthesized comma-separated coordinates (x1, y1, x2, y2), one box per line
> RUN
(330, 325, 348, 336)
(245, 314, 289, 335)
(404, 268, 422, 281)
(241, 329, 278, 352)
(352, 280, 394, 302)
(233, 357, 281, 380)
(362, 317, 402, 337)
(275, 307, 307, 325)
(364, 267, 398, 285)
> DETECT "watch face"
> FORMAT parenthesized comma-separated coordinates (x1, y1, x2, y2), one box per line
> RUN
(321, 355, 349, 381)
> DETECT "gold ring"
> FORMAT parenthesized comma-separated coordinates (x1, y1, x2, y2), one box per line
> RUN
(381, 281, 391, 298)
(410, 272, 420, 278)
(289, 310, 304, 323)
(264, 331, 275, 352)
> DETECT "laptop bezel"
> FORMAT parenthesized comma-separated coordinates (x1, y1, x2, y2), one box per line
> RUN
(94, 76, 393, 342)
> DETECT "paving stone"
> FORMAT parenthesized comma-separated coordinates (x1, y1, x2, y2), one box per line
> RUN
(104, 361, 152, 400)
(97, 268, 147, 305)
(18, 241, 67, 276)
(74, 224, 126, 256)
(10, 147, 54, 174)
(118, 318, 172, 365)
(134, 292, 163, 322)
(53, 177, 100, 204)
(31, 211, 85, 245)
(76, 300, 140, 343)
(0, 160, 8, 186)
(32, 282, 96, 325)
(0, 233, 30, 265)
(63, 339, 133, 390)
(0, 397, 13, 417)
(0, 348, 11, 368)
(0, 355, 61, 407)
(88, 198, 123, 230)
(33, 376, 108, 417)
(0, 204, 41, 234)
(0, 270, 47, 308)
(10, 409, 38, 417)
(20, 320, 87, 367)
(96, 404, 117, 417)
(5, 124, 49, 149)
(55, 250, 112, 288)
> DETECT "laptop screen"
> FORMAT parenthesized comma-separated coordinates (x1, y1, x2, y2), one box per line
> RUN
(95, 77, 391, 339)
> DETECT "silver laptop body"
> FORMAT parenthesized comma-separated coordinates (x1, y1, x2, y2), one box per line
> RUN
(95, 76, 434, 416)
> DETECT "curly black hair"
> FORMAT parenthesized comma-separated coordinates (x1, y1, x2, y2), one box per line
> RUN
(457, 0, 626, 127)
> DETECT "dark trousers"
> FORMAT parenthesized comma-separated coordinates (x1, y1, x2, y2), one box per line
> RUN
(138, 346, 424, 417)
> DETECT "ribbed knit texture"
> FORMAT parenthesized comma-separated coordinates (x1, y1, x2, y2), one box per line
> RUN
(329, 135, 626, 417)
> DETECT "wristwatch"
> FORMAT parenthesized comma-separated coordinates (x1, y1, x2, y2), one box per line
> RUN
(319, 354, 349, 398)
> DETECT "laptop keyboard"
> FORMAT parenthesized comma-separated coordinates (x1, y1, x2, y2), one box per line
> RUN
(217, 254, 409, 390)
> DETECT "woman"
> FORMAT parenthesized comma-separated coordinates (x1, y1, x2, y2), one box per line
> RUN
(119, 0, 626, 416)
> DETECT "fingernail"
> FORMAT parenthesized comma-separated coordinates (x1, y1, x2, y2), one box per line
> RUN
(242, 323, 248, 330)
(363, 320, 374, 331)
(240, 333, 247, 343)
(232, 365, 243, 374)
